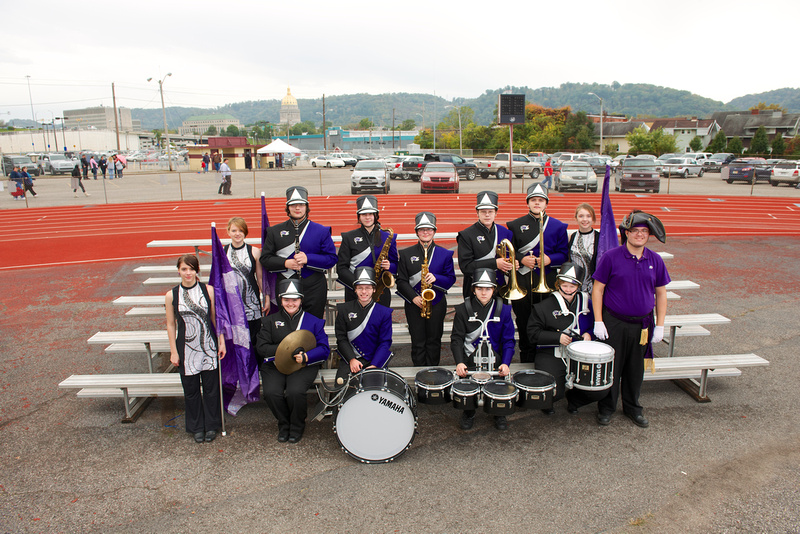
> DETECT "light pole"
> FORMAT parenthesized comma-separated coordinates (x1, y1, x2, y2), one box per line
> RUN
(445, 105, 463, 155)
(148, 73, 173, 171)
(415, 112, 424, 131)
(56, 116, 68, 152)
(25, 75, 38, 151)
(588, 92, 603, 156)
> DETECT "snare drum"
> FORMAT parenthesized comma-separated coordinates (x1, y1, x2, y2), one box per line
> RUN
(334, 368, 417, 463)
(512, 370, 556, 410)
(482, 380, 518, 416)
(415, 367, 455, 405)
(566, 340, 614, 391)
(451, 379, 480, 411)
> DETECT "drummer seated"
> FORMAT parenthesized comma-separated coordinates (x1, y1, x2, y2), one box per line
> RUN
(450, 268, 516, 431)
(527, 263, 594, 415)
(334, 267, 393, 384)
(257, 279, 330, 444)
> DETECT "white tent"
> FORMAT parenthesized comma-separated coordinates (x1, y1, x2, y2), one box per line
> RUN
(257, 138, 302, 154)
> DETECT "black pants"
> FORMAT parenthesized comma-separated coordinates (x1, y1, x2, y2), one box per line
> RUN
(344, 285, 391, 308)
(513, 271, 556, 362)
(180, 369, 222, 434)
(597, 311, 646, 417)
(405, 297, 447, 366)
(335, 356, 370, 384)
(222, 175, 232, 195)
(260, 362, 319, 438)
(24, 182, 36, 196)
(534, 348, 568, 402)
(297, 272, 327, 320)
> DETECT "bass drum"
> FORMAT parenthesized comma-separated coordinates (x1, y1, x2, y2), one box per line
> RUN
(334, 368, 417, 464)
(482, 380, 518, 416)
(513, 369, 556, 409)
(566, 340, 614, 391)
(415, 367, 455, 405)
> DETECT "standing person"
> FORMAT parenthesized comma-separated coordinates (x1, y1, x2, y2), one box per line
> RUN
(592, 210, 670, 428)
(528, 263, 594, 414)
(114, 155, 125, 178)
(225, 217, 265, 346)
(98, 155, 108, 179)
(569, 203, 600, 293)
(165, 254, 226, 443)
(220, 158, 232, 195)
(244, 151, 253, 170)
(212, 151, 222, 171)
(108, 156, 116, 180)
(202, 152, 210, 173)
(334, 267, 394, 383)
(256, 279, 329, 443)
(542, 157, 554, 189)
(89, 155, 98, 180)
(456, 191, 514, 299)
(450, 268, 516, 430)
(396, 212, 456, 367)
(71, 164, 89, 197)
(260, 186, 337, 320)
(506, 183, 569, 363)
(80, 154, 89, 180)
(337, 195, 398, 308)
(20, 166, 37, 198)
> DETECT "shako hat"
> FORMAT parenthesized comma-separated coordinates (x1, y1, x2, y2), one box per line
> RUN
(277, 279, 304, 299)
(353, 266, 377, 287)
(472, 268, 498, 288)
(285, 186, 309, 206)
(356, 195, 379, 214)
(556, 263, 584, 286)
(475, 191, 499, 210)
(526, 183, 549, 202)
(414, 211, 437, 231)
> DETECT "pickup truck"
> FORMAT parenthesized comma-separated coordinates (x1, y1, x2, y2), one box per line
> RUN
(472, 153, 542, 180)
(406, 153, 477, 182)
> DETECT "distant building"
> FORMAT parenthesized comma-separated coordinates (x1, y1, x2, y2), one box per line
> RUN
(179, 114, 242, 135)
(710, 110, 800, 150)
(63, 106, 133, 132)
(647, 118, 721, 152)
(279, 87, 301, 128)
(592, 121, 648, 154)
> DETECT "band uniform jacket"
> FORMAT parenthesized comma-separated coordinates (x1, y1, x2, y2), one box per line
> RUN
(337, 226, 398, 291)
(334, 300, 393, 368)
(528, 292, 594, 351)
(451, 296, 515, 367)
(505, 213, 569, 280)
(256, 308, 330, 368)
(261, 219, 337, 280)
(457, 221, 514, 297)
(396, 242, 456, 307)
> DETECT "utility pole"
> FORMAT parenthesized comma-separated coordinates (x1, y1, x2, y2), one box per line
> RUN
(112, 83, 121, 153)
(148, 73, 173, 171)
(322, 94, 327, 152)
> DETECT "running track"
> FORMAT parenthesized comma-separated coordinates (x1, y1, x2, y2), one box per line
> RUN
(2, 193, 800, 270)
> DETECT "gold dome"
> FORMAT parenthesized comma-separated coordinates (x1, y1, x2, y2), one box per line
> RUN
(281, 87, 297, 107)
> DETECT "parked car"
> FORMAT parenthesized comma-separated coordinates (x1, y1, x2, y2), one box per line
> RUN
(399, 155, 425, 180)
(685, 152, 712, 163)
(472, 153, 542, 179)
(769, 161, 800, 187)
(40, 153, 76, 175)
(2, 155, 41, 176)
(331, 152, 357, 167)
(420, 162, 459, 193)
(703, 153, 736, 172)
(351, 160, 390, 194)
(423, 153, 477, 181)
(615, 157, 660, 193)
(310, 155, 345, 168)
(661, 158, 704, 178)
(553, 161, 597, 192)
(584, 157, 612, 177)
(725, 158, 770, 184)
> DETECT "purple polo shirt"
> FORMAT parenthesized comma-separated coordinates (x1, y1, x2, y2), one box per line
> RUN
(593, 245, 670, 317)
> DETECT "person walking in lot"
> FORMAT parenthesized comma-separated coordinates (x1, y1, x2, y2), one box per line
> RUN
(80, 154, 89, 180)
(220, 158, 232, 195)
(20, 166, 37, 197)
(114, 155, 125, 178)
(592, 210, 670, 429)
(98, 156, 108, 179)
(212, 151, 221, 171)
(542, 157, 554, 189)
(8, 165, 26, 200)
(89, 156, 98, 180)
(71, 164, 90, 197)
(203, 152, 210, 173)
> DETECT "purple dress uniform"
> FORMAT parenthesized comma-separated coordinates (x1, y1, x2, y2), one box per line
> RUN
(334, 298, 394, 382)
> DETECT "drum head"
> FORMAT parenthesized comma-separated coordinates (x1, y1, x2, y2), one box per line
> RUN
(335, 389, 416, 463)
(415, 367, 454, 389)
(471, 371, 492, 384)
(483, 380, 518, 400)
(451, 379, 480, 395)
(513, 370, 556, 392)
(358, 368, 407, 393)
(567, 340, 615, 363)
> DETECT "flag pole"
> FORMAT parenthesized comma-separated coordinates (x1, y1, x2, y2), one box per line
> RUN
(212, 221, 227, 437)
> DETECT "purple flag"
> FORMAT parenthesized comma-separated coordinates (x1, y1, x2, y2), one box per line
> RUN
(261, 192, 277, 308)
(597, 164, 618, 260)
(209, 224, 261, 415)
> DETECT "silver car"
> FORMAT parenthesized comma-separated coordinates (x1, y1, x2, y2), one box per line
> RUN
(769, 161, 800, 188)
(351, 160, 390, 194)
(553, 161, 597, 192)
(661, 158, 704, 178)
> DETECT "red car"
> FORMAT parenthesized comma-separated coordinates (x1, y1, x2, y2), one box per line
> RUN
(420, 162, 459, 193)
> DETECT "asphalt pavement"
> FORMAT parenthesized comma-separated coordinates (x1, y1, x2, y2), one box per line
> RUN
(0, 171, 799, 533)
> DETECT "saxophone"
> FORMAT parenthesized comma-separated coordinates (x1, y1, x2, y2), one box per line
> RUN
(420, 245, 435, 318)
(373, 228, 395, 302)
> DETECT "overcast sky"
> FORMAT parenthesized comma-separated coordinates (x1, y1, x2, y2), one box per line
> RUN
(2, 0, 798, 124)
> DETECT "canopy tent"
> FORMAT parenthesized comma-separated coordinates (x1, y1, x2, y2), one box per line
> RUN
(257, 139, 302, 154)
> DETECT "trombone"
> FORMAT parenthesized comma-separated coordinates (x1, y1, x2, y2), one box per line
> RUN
(531, 210, 552, 294)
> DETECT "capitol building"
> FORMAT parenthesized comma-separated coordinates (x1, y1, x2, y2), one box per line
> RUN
(279, 87, 301, 128)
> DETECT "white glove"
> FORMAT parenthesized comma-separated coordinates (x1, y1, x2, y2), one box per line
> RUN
(651, 325, 664, 344)
(593, 322, 608, 340)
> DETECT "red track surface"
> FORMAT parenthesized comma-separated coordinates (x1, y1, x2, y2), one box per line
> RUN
(2, 193, 799, 270)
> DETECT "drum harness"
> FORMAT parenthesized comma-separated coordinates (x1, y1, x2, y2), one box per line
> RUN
(464, 297, 507, 379)
(549, 291, 590, 389)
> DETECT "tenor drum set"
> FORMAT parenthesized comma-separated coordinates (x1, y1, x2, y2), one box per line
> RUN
(320, 340, 615, 464)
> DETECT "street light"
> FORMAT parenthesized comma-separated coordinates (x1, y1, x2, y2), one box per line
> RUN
(56, 116, 68, 152)
(588, 92, 603, 156)
(444, 105, 463, 156)
(148, 73, 173, 171)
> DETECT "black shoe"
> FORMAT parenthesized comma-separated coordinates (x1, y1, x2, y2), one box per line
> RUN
(541, 408, 555, 416)
(625, 413, 650, 428)
(596, 413, 612, 426)
(204, 430, 217, 442)
(193, 432, 205, 443)
(277, 429, 289, 443)
(459, 412, 475, 430)
(494, 416, 508, 431)
(567, 403, 578, 415)
(288, 433, 303, 444)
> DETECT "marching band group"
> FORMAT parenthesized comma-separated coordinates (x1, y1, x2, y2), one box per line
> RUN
(167, 184, 671, 445)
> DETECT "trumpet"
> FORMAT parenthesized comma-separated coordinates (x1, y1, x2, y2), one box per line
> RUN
(420, 245, 435, 318)
(496, 239, 527, 301)
(532, 210, 552, 294)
